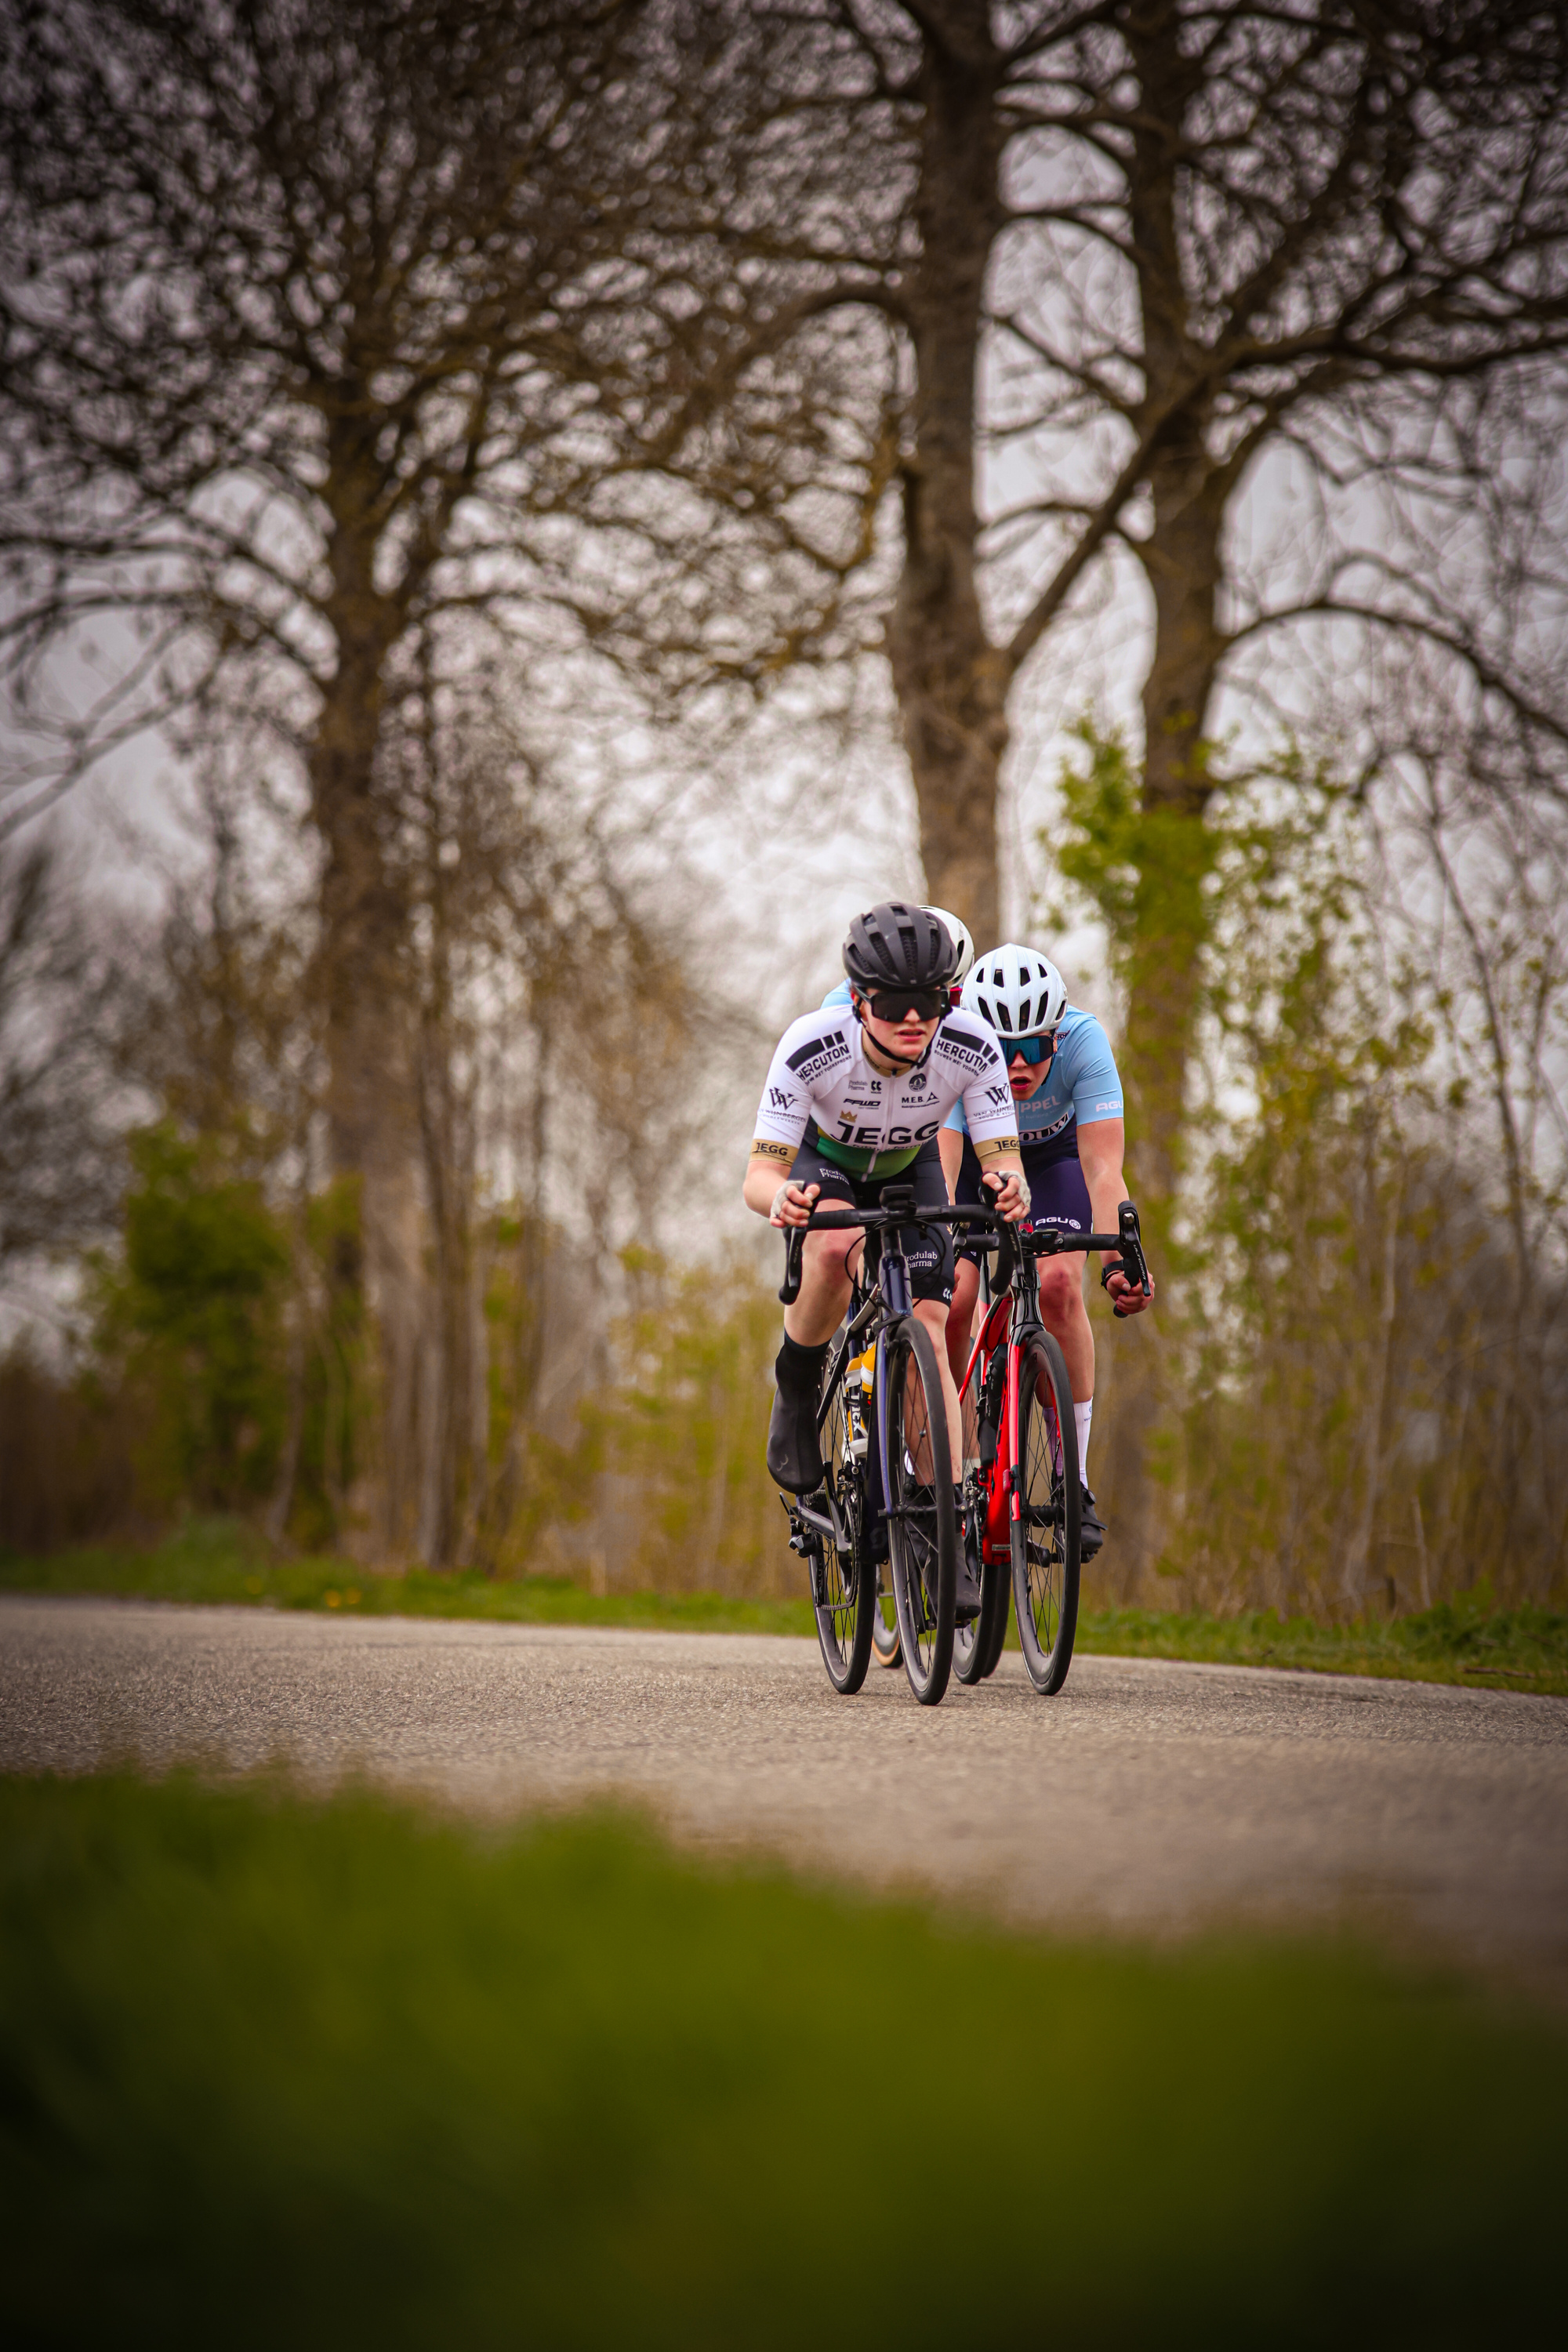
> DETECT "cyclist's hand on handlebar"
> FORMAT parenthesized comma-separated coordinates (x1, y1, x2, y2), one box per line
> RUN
(1102, 1257, 1154, 1316)
(770, 1179, 820, 1229)
(982, 1167, 1032, 1225)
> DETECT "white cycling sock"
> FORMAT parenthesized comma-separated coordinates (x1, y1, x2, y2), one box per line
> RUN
(1074, 1398, 1094, 1485)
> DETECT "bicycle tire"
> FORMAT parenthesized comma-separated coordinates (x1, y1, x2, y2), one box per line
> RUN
(953, 1496, 1006, 1686)
(978, 1565, 1011, 1675)
(884, 1315, 958, 1706)
(871, 1566, 902, 1668)
(813, 1357, 876, 1694)
(1011, 1333, 1081, 1695)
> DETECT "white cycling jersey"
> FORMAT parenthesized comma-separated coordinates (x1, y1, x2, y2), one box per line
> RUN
(754, 1004, 1018, 1178)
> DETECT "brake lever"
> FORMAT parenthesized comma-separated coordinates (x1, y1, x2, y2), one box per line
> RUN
(1110, 1200, 1151, 1319)
(779, 1221, 807, 1305)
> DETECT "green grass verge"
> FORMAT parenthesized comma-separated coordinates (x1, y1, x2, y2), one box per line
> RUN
(3, 1519, 1565, 1693)
(2, 1771, 1563, 2347)
(1073, 1595, 1568, 1697)
(0, 1517, 816, 1637)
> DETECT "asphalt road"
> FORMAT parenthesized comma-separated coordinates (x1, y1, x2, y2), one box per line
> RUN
(3, 1594, 1566, 1987)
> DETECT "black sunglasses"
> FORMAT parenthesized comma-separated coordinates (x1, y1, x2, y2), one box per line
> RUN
(864, 987, 949, 1024)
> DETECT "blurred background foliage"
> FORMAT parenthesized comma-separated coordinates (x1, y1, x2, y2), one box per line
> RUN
(2, 0, 1566, 1617)
(1051, 724, 1567, 1613)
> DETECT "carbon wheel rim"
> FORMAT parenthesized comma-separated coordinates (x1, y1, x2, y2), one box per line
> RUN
(815, 1377, 863, 1679)
(885, 1326, 953, 1700)
(1012, 1338, 1080, 1690)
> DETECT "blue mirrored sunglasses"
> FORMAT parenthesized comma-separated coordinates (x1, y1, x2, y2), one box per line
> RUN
(1002, 1032, 1057, 1064)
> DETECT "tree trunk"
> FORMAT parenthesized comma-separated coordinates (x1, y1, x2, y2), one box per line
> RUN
(309, 479, 423, 1559)
(1094, 447, 1228, 1595)
(884, 27, 1009, 944)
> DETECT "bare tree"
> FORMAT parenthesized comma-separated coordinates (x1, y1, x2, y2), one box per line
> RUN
(0, 0, 891, 1551)
(0, 839, 128, 1272)
(686, 1, 1568, 1577)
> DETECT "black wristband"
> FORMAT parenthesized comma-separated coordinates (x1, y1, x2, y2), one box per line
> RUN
(1099, 1258, 1125, 1291)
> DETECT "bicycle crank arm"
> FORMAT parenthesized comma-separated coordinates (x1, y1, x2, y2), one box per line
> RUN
(789, 1495, 838, 1545)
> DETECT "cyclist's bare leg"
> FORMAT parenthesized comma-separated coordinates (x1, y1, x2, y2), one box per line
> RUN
(782, 1227, 864, 1348)
(1036, 1259, 1094, 1401)
(946, 1254, 981, 1388)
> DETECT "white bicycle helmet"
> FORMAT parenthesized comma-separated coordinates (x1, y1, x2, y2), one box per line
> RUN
(961, 942, 1067, 1038)
(924, 905, 975, 982)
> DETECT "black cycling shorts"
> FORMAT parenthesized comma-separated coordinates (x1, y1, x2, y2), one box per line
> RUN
(788, 1130, 954, 1305)
(953, 1135, 1093, 1267)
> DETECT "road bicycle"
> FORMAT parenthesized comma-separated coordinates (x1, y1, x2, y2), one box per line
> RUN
(951, 1200, 1152, 1695)
(778, 1186, 996, 1707)
(779, 1187, 1151, 1705)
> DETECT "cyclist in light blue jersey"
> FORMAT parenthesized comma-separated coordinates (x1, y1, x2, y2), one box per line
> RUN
(938, 942, 1152, 1558)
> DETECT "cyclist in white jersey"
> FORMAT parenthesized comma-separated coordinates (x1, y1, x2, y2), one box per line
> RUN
(745, 904, 1028, 1609)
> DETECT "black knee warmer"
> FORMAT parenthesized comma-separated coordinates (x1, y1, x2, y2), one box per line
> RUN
(776, 1332, 830, 1392)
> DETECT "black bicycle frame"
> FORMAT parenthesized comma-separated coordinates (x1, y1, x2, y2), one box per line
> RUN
(779, 1185, 927, 1533)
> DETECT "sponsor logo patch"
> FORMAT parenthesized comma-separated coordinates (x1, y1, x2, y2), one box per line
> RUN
(788, 1040, 851, 1083)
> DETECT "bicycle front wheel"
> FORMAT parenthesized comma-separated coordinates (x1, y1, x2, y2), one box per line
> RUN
(884, 1316, 958, 1706)
(814, 1360, 875, 1695)
(1011, 1334, 1081, 1694)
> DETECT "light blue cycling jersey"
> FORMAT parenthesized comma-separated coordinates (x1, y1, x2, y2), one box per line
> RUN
(943, 1004, 1123, 1160)
(822, 978, 1121, 1156)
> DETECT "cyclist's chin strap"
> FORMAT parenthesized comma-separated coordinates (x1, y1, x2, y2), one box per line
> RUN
(855, 1004, 932, 1076)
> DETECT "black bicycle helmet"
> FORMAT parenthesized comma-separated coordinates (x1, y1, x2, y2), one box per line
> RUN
(842, 901, 958, 992)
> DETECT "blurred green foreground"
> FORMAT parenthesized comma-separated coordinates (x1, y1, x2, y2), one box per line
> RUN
(1, 1774, 1562, 2347)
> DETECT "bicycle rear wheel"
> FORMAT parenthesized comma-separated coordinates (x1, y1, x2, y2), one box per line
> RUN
(978, 1565, 1011, 1675)
(1011, 1334, 1081, 1695)
(953, 1490, 1007, 1686)
(871, 1566, 902, 1668)
(813, 1361, 875, 1694)
(884, 1316, 958, 1706)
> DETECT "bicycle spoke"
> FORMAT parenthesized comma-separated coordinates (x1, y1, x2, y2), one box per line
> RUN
(1011, 1334, 1081, 1697)
(808, 1348, 875, 1697)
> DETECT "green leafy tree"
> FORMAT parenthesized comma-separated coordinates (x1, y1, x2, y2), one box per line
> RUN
(98, 1124, 290, 1512)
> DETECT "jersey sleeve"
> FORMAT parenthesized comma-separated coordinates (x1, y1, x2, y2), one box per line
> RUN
(943, 1102, 970, 1135)
(753, 1027, 812, 1151)
(820, 980, 851, 1011)
(958, 1034, 1018, 1151)
(1065, 1012, 1124, 1126)
(753, 1011, 853, 1152)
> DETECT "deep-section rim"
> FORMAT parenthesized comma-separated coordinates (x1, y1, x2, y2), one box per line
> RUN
(1011, 1332, 1081, 1696)
(813, 1356, 874, 1694)
(885, 1316, 957, 1706)
(871, 1563, 902, 1668)
(952, 1486, 1005, 1685)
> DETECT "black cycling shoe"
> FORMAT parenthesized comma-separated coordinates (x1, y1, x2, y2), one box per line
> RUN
(767, 1382, 823, 1494)
(1079, 1486, 1107, 1558)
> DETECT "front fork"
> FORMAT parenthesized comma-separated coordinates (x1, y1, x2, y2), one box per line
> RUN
(960, 1296, 1017, 1568)
(982, 1341, 1022, 1566)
